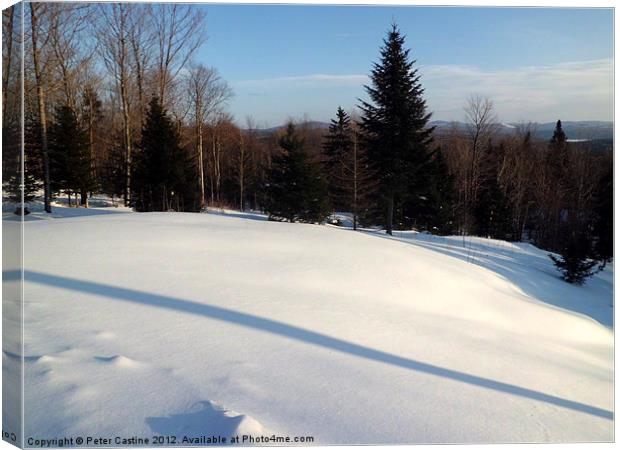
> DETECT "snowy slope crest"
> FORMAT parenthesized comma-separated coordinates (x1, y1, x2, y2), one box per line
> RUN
(4, 205, 613, 444)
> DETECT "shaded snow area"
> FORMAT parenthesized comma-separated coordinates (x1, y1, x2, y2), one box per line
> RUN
(3, 206, 613, 444)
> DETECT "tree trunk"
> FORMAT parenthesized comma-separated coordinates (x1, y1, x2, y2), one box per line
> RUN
(87, 91, 96, 189)
(239, 132, 245, 211)
(2, 6, 14, 121)
(353, 131, 358, 231)
(197, 122, 206, 210)
(386, 195, 394, 235)
(120, 78, 131, 207)
(30, 4, 52, 213)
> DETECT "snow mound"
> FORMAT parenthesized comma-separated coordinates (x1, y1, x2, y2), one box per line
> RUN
(146, 401, 266, 441)
(94, 355, 140, 368)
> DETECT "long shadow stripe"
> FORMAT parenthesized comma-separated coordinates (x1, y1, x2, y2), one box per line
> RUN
(9, 270, 613, 420)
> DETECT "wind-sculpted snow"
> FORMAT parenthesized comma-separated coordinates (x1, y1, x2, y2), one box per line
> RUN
(10, 206, 613, 444)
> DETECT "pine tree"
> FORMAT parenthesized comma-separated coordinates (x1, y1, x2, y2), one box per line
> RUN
(550, 232, 597, 285)
(264, 123, 329, 223)
(132, 97, 195, 212)
(48, 105, 96, 206)
(359, 23, 435, 235)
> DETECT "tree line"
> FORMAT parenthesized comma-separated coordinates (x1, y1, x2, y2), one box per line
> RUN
(3, 6, 612, 284)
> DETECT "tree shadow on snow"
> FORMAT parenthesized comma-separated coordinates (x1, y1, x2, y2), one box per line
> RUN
(9, 269, 613, 421)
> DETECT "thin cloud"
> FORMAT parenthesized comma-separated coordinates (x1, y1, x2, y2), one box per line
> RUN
(420, 58, 613, 122)
(234, 73, 369, 88)
(229, 59, 612, 124)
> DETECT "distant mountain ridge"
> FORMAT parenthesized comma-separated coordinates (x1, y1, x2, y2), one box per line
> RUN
(429, 120, 613, 141)
(258, 120, 613, 141)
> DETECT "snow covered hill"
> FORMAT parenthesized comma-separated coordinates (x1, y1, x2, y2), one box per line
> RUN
(3, 206, 613, 444)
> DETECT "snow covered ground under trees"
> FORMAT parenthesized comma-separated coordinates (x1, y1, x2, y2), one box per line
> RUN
(3, 204, 614, 444)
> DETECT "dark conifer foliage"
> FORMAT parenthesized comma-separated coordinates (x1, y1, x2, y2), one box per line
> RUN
(474, 175, 512, 239)
(132, 97, 197, 212)
(359, 23, 435, 235)
(415, 149, 456, 235)
(322, 107, 375, 229)
(48, 105, 96, 206)
(472, 142, 513, 239)
(100, 131, 129, 205)
(549, 232, 598, 285)
(264, 123, 329, 223)
(80, 86, 104, 187)
(591, 165, 613, 268)
(322, 106, 353, 211)
(3, 117, 41, 214)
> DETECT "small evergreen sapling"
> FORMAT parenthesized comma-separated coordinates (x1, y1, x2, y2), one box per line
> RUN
(549, 233, 598, 285)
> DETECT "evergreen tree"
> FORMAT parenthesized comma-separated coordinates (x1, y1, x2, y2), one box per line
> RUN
(472, 142, 512, 239)
(543, 119, 570, 249)
(264, 123, 329, 223)
(474, 175, 512, 239)
(414, 149, 456, 235)
(550, 119, 567, 147)
(550, 232, 598, 285)
(132, 97, 196, 212)
(359, 23, 435, 235)
(322, 107, 353, 211)
(591, 165, 613, 268)
(81, 86, 104, 190)
(3, 116, 41, 214)
(100, 131, 129, 206)
(48, 105, 96, 206)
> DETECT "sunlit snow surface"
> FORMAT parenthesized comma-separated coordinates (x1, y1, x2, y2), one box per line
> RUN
(4, 204, 613, 444)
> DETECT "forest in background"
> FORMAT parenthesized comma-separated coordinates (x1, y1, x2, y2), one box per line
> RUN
(2, 3, 613, 284)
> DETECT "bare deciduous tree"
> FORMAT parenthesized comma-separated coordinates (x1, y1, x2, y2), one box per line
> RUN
(29, 2, 52, 213)
(97, 3, 133, 206)
(186, 64, 232, 209)
(151, 4, 206, 107)
(464, 94, 498, 229)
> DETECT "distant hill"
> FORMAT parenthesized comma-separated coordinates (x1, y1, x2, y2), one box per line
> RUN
(429, 120, 613, 141)
(258, 120, 613, 141)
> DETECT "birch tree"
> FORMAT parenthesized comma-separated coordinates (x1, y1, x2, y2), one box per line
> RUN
(186, 64, 231, 209)
(97, 3, 133, 206)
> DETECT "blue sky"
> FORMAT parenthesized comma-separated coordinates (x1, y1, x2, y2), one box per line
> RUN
(193, 5, 613, 127)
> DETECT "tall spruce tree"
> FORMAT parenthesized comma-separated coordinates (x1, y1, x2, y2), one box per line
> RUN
(48, 105, 96, 206)
(132, 97, 194, 212)
(359, 23, 435, 235)
(264, 123, 329, 223)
